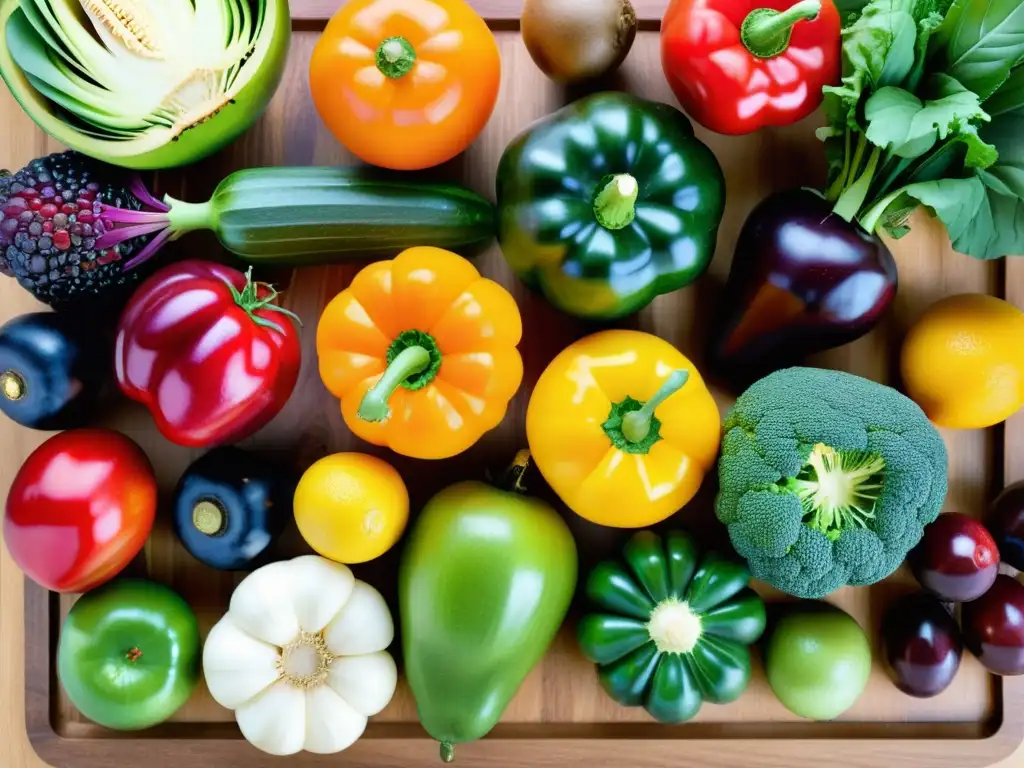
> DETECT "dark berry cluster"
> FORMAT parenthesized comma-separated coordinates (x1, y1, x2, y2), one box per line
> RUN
(0, 152, 152, 307)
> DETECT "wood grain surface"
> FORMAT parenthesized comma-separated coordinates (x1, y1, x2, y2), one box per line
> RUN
(288, 0, 671, 22)
(2, 13, 1024, 768)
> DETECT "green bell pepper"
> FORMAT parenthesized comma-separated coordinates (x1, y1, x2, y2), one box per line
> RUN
(578, 530, 766, 723)
(496, 92, 726, 320)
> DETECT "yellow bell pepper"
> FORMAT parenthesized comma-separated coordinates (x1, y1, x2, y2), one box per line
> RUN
(526, 330, 720, 528)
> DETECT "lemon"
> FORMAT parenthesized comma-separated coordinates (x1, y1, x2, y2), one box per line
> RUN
(293, 453, 409, 564)
(901, 294, 1024, 429)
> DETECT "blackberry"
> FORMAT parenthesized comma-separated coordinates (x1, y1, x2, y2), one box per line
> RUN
(0, 152, 155, 309)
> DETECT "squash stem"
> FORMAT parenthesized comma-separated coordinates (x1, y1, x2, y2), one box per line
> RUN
(621, 370, 689, 444)
(440, 741, 455, 762)
(164, 196, 216, 238)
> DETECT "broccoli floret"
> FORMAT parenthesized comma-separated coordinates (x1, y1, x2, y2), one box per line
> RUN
(716, 367, 948, 599)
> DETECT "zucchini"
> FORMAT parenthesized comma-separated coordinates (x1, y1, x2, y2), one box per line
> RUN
(168, 167, 496, 264)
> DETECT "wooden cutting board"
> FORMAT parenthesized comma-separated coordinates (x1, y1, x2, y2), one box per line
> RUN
(2, 1, 1024, 766)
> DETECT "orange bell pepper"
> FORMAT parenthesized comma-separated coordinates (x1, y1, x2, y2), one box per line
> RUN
(526, 330, 721, 528)
(309, 0, 501, 171)
(317, 247, 523, 460)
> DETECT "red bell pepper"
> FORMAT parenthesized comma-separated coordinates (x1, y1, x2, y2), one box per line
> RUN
(115, 260, 301, 448)
(661, 0, 841, 135)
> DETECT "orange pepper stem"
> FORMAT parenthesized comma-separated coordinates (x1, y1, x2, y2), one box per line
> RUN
(593, 173, 639, 230)
(621, 370, 690, 444)
(376, 36, 417, 79)
(740, 0, 821, 59)
(358, 346, 431, 423)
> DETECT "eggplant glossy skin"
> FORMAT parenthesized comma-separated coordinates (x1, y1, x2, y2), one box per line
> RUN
(400, 481, 577, 758)
(172, 447, 294, 571)
(708, 189, 897, 386)
(990, 482, 1024, 571)
(882, 593, 962, 698)
(0, 312, 109, 430)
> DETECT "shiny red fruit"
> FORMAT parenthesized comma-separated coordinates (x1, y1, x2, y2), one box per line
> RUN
(881, 593, 962, 698)
(990, 481, 1024, 571)
(115, 260, 301, 448)
(908, 512, 999, 602)
(961, 575, 1024, 676)
(3, 429, 157, 593)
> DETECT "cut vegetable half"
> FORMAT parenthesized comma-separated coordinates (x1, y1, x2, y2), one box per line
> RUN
(0, 0, 291, 170)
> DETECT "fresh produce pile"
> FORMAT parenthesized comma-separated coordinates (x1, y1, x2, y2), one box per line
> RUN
(1, 0, 1024, 760)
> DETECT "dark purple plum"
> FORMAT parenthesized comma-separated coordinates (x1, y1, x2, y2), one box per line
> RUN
(961, 575, 1024, 676)
(908, 512, 999, 602)
(990, 481, 1024, 571)
(881, 593, 962, 697)
(706, 188, 897, 388)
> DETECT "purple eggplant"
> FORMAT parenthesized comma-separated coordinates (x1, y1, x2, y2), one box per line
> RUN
(707, 189, 898, 387)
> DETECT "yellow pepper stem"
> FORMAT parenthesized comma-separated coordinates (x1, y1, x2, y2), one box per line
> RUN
(621, 370, 690, 444)
(358, 346, 431, 423)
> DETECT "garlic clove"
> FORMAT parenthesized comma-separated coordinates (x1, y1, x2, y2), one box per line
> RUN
(228, 561, 301, 646)
(287, 555, 356, 633)
(202, 614, 281, 709)
(235, 679, 307, 756)
(324, 580, 395, 656)
(327, 651, 398, 716)
(303, 685, 368, 754)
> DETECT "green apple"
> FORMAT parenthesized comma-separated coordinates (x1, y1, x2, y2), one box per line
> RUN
(765, 603, 872, 720)
(57, 579, 201, 730)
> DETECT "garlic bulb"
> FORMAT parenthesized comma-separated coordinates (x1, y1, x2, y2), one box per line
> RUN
(202, 555, 398, 755)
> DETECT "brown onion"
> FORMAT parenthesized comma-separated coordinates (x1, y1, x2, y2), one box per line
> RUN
(522, 0, 637, 84)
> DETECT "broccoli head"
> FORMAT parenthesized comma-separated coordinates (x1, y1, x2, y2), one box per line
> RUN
(715, 366, 948, 599)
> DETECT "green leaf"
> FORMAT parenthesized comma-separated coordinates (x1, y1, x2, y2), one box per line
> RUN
(864, 75, 990, 158)
(932, 0, 1024, 101)
(823, 0, 944, 129)
(901, 177, 997, 255)
(977, 109, 1024, 197)
(864, 88, 933, 156)
(985, 65, 1024, 116)
(905, 11, 946, 92)
(953, 121, 999, 168)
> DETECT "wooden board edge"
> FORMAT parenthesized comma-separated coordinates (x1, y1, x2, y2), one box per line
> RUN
(288, 0, 670, 23)
(22, 732, 1024, 768)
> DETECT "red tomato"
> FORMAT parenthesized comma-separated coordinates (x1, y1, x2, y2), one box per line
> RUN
(115, 260, 302, 448)
(3, 429, 157, 593)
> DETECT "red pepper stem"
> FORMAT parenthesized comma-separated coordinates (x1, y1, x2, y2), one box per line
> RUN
(376, 36, 417, 79)
(740, 0, 821, 59)
(621, 370, 689, 444)
(358, 345, 431, 423)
